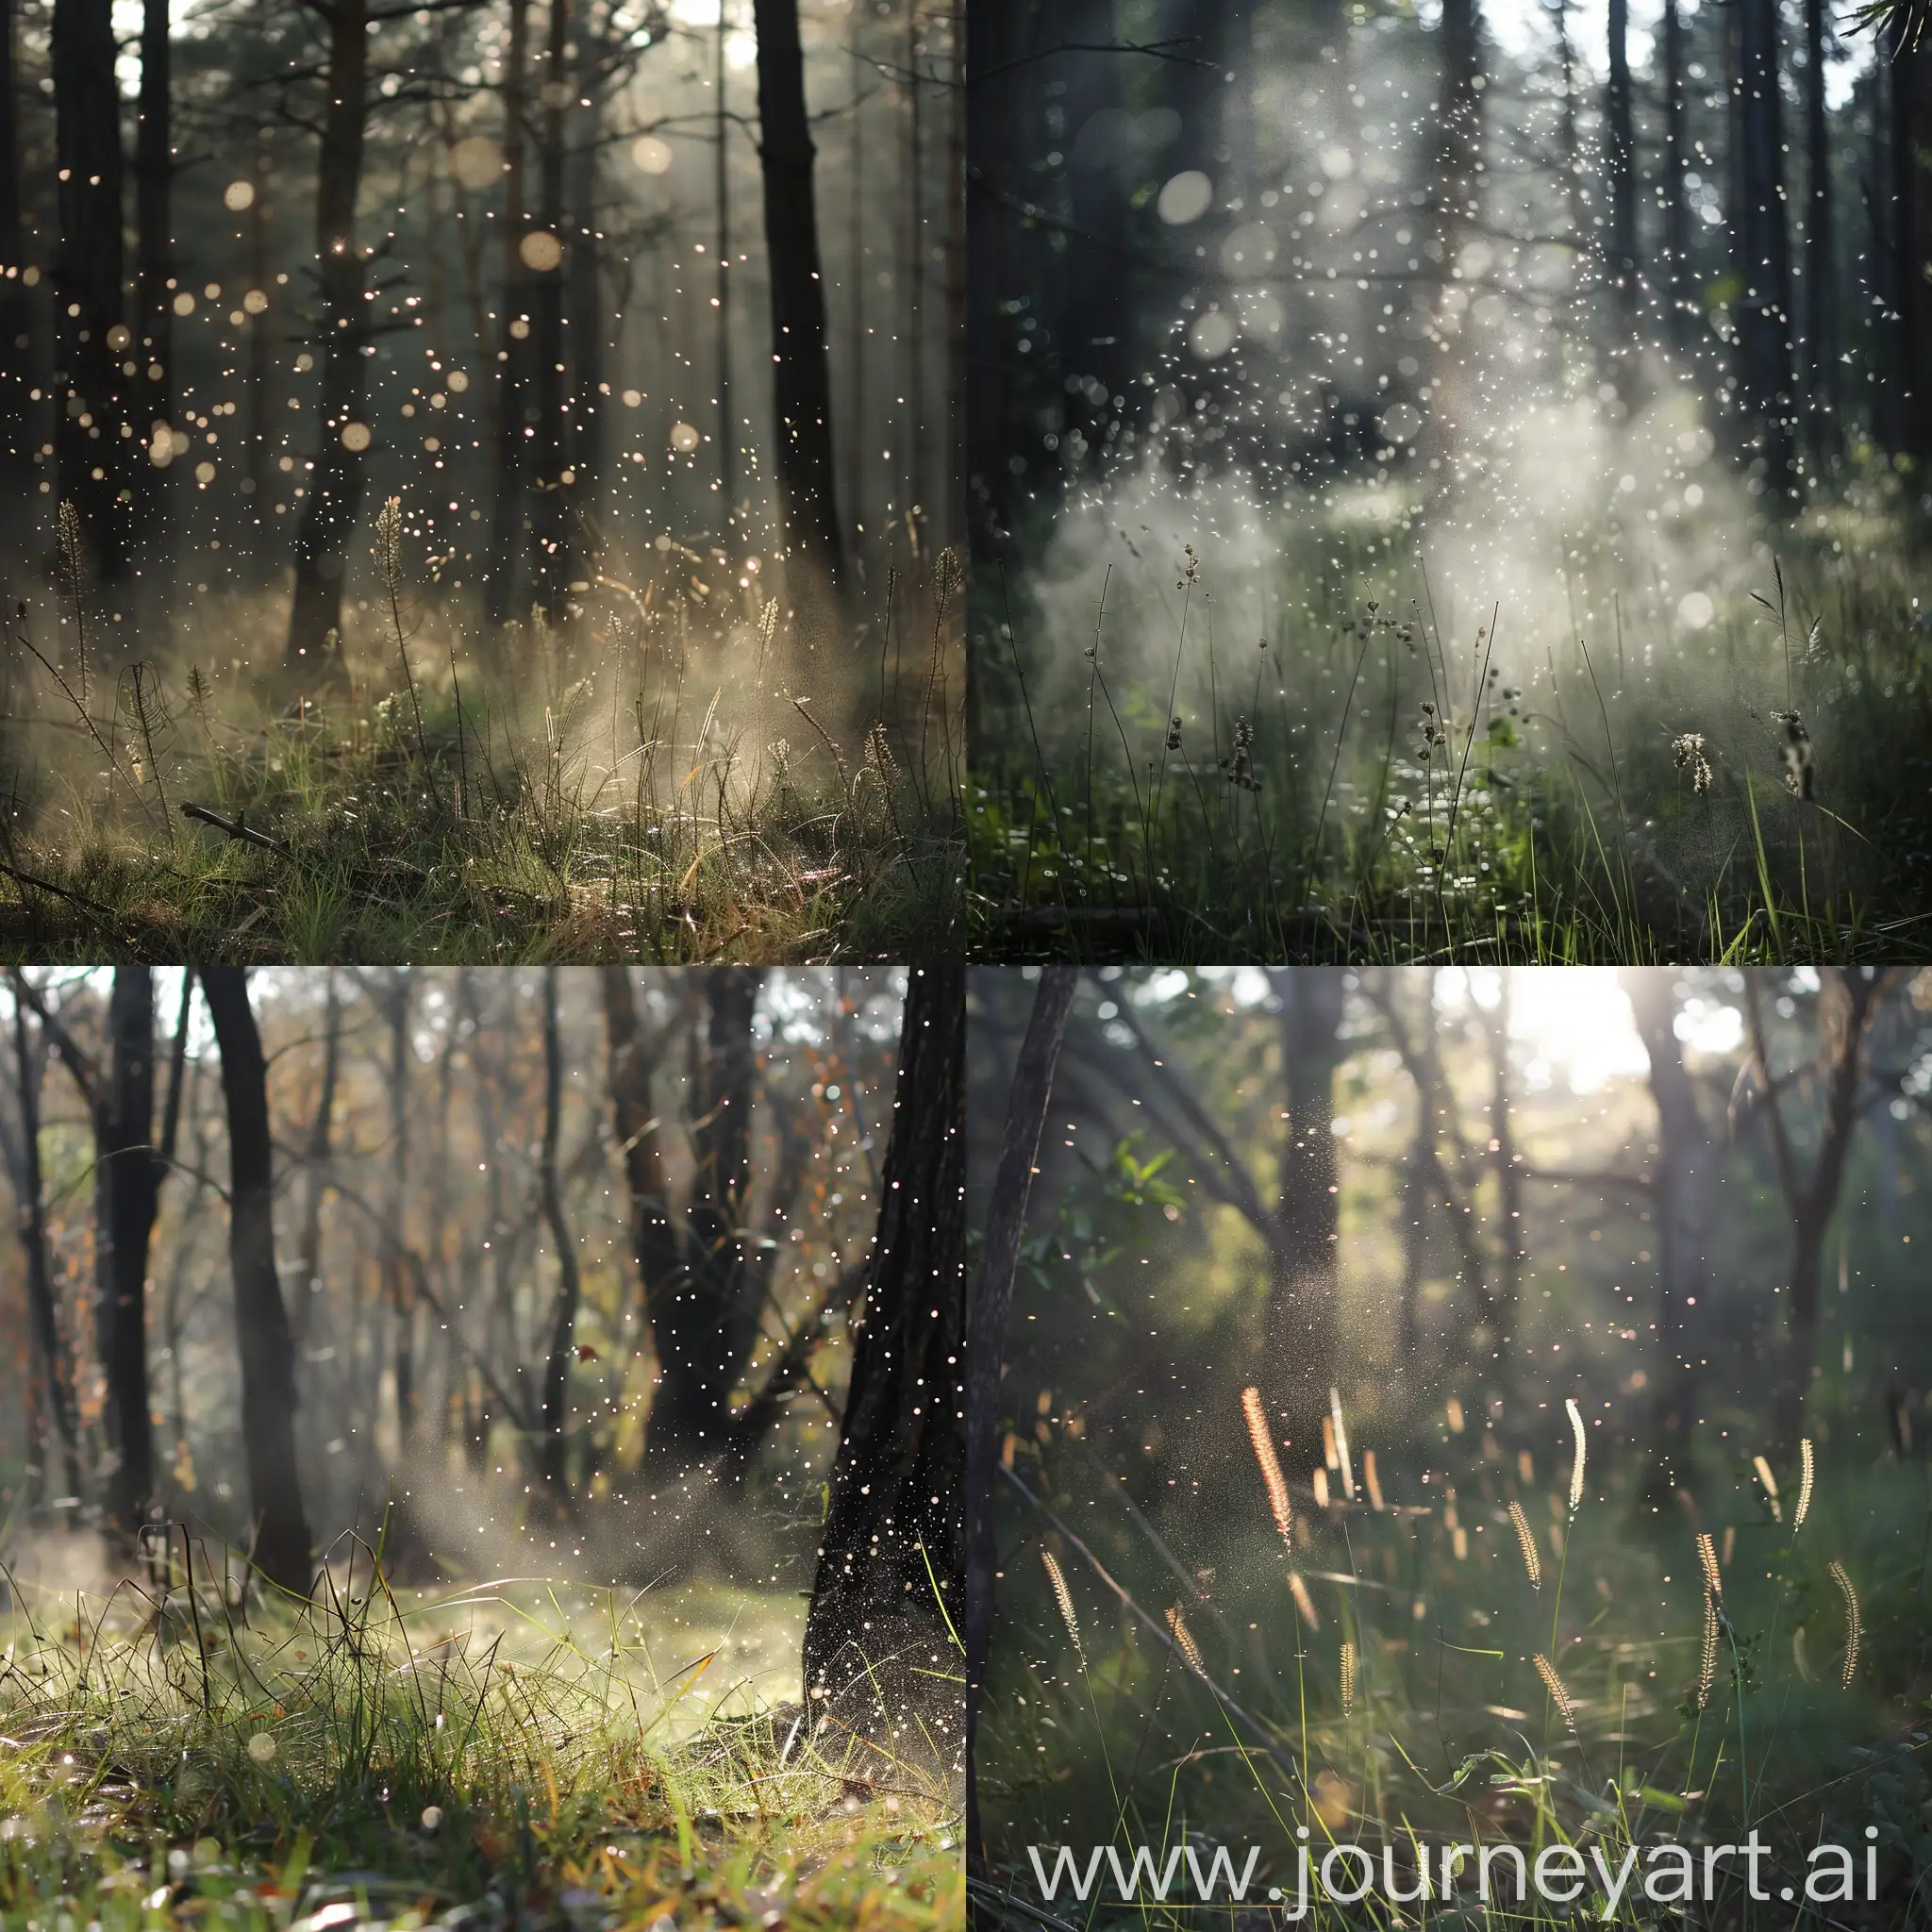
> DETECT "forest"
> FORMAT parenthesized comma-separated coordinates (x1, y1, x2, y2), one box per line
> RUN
(968, 0, 1932, 962)
(0, 0, 962, 961)
(968, 965, 1932, 1926)
(0, 964, 964, 1927)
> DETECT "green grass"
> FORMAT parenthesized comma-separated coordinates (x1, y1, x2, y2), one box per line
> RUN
(975, 1416, 1932, 1928)
(0, 1540, 961, 1932)
(969, 475, 1932, 964)
(0, 532, 962, 963)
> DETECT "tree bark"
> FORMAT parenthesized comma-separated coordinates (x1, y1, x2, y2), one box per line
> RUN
(293, 970, 341, 1344)
(484, 0, 533, 626)
(1265, 969, 1347, 1419)
(135, 0, 174, 585)
(962, 963, 1074, 1874)
(1889, 29, 1932, 461)
(100, 968, 160, 1541)
(752, 0, 847, 596)
(1621, 968, 1712, 1496)
(201, 967, 313, 1598)
(1604, 0, 1640, 400)
(1801, 0, 1837, 462)
(525, 0, 572, 615)
(1735, 0, 1795, 499)
(1659, 0, 1691, 354)
(803, 961, 965, 1755)
(0, 0, 38, 558)
(1425, 0, 1483, 474)
(52, 0, 129, 582)
(538, 966, 582, 1499)
(286, 0, 373, 673)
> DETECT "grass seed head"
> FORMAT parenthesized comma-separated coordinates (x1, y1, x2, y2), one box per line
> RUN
(1241, 1386, 1292, 1545)
(1829, 1560, 1860, 1686)
(1753, 1454, 1783, 1524)
(1795, 1438, 1815, 1529)
(1564, 1397, 1587, 1513)
(1340, 1641, 1357, 1717)
(1040, 1550, 1083, 1663)
(1165, 1607, 1207, 1677)
(1532, 1653, 1577, 1734)
(1508, 1498, 1542, 1590)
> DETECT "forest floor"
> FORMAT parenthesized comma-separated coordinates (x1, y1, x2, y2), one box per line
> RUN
(0, 1561, 962, 1932)
(972, 479, 1932, 965)
(0, 570, 962, 964)
(974, 1426, 1932, 1929)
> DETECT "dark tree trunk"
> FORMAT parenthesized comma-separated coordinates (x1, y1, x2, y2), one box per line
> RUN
(243, 128, 275, 523)
(537, 967, 582, 1499)
(1265, 970, 1347, 1419)
(1426, 0, 1483, 471)
(526, 0, 572, 615)
(293, 970, 341, 1344)
(568, 21, 606, 525)
(201, 967, 313, 1598)
(601, 963, 675, 1326)
(1802, 0, 1837, 461)
(1604, 0, 1640, 398)
(752, 0, 847, 596)
(1659, 0, 1692, 354)
(962, 965, 1074, 1875)
(803, 962, 964, 1754)
(0, 0, 36, 556)
(53, 0, 129, 582)
(1736, 0, 1795, 498)
(1890, 30, 1932, 461)
(99, 968, 159, 1541)
(484, 0, 532, 626)
(714, 6, 734, 519)
(1622, 969, 1713, 1496)
(134, 0, 173, 585)
(286, 0, 372, 674)
(9, 994, 81, 1502)
(379, 974, 415, 1451)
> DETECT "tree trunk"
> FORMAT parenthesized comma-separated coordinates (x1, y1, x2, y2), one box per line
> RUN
(379, 974, 415, 1451)
(243, 126, 275, 522)
(99, 968, 159, 1541)
(1425, 0, 1482, 474)
(0, 0, 38, 558)
(285, 0, 372, 674)
(537, 966, 582, 1500)
(526, 0, 572, 615)
(751, 0, 847, 597)
(1659, 0, 1692, 354)
(803, 960, 964, 1759)
(1889, 29, 1932, 462)
(484, 0, 532, 626)
(52, 0, 129, 583)
(201, 967, 313, 1598)
(9, 994, 81, 1502)
(715, 4, 735, 520)
(962, 965, 1074, 1874)
(1801, 0, 1837, 462)
(1735, 0, 1795, 499)
(568, 20, 605, 527)
(1604, 0, 1640, 401)
(1265, 970, 1346, 1419)
(135, 0, 173, 586)
(293, 970, 341, 1344)
(1622, 968, 1712, 1496)
(1484, 976, 1523, 1369)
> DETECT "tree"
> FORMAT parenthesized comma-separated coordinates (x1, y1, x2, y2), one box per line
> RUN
(1425, 0, 1484, 472)
(1801, 0, 1838, 460)
(803, 962, 964, 1747)
(1658, 0, 1692, 354)
(962, 964, 1074, 1874)
(1735, 0, 1795, 497)
(1889, 25, 1932, 461)
(202, 967, 314, 1596)
(53, 0, 130, 581)
(135, 0, 175, 584)
(1621, 968, 1715, 1493)
(537, 966, 583, 1498)
(286, 0, 375, 672)
(484, 0, 534, 627)
(525, 0, 573, 614)
(1604, 0, 1641, 399)
(0, 0, 35, 561)
(752, 0, 847, 595)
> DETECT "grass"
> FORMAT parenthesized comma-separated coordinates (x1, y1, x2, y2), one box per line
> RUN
(974, 1400, 1932, 1928)
(0, 510, 962, 963)
(969, 469, 1932, 964)
(0, 1530, 962, 1932)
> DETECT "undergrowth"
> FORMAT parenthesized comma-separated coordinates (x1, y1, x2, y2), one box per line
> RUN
(0, 1531, 960, 1932)
(970, 489, 1932, 964)
(0, 505, 962, 963)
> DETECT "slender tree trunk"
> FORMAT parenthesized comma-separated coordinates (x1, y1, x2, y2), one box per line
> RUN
(10, 996, 80, 1502)
(1660, 0, 1691, 354)
(1425, 0, 1482, 475)
(293, 970, 341, 1344)
(715, 2, 734, 520)
(380, 974, 415, 1452)
(135, 0, 173, 587)
(0, 0, 38, 559)
(568, 21, 605, 529)
(485, 0, 532, 626)
(1604, 0, 1640, 401)
(526, 0, 572, 615)
(99, 968, 159, 1541)
(1621, 969, 1712, 1496)
(53, 0, 129, 583)
(1485, 977, 1522, 1370)
(1265, 970, 1347, 1420)
(803, 961, 964, 1755)
(752, 0, 848, 595)
(285, 0, 372, 673)
(244, 126, 275, 521)
(905, 0, 923, 544)
(537, 966, 582, 1500)
(1736, 0, 1795, 499)
(201, 967, 313, 1597)
(1802, 0, 1837, 463)
(1890, 29, 1932, 461)
(962, 966, 1074, 1874)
